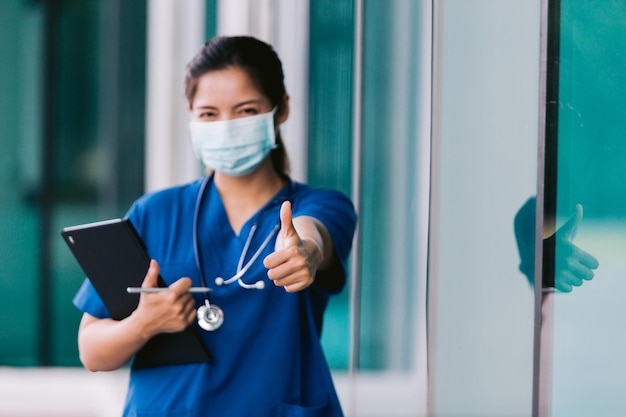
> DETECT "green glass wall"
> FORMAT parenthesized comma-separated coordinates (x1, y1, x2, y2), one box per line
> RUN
(309, 0, 427, 378)
(549, 1, 626, 415)
(0, 0, 147, 366)
(308, 0, 354, 369)
(358, 0, 423, 371)
(0, 0, 42, 366)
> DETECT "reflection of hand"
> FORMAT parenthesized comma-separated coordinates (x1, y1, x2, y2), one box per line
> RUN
(552, 204, 600, 292)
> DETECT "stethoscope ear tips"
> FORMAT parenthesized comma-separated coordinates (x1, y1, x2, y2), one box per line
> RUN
(215, 276, 265, 290)
(238, 279, 265, 290)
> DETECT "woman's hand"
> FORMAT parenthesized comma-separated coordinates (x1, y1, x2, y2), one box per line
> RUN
(77, 260, 197, 371)
(263, 201, 328, 292)
(131, 260, 197, 338)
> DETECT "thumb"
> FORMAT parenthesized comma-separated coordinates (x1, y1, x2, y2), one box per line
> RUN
(142, 259, 160, 288)
(280, 201, 298, 241)
(559, 204, 583, 241)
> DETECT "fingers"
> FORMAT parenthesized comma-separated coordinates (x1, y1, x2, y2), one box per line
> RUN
(569, 247, 598, 281)
(263, 241, 315, 293)
(577, 248, 600, 270)
(141, 260, 160, 289)
(559, 204, 583, 241)
(551, 204, 601, 293)
(266, 252, 313, 292)
(142, 260, 192, 297)
(555, 280, 573, 293)
(554, 259, 589, 292)
(555, 269, 584, 293)
(279, 201, 298, 243)
(137, 260, 195, 328)
(271, 273, 312, 292)
(264, 248, 303, 289)
(553, 244, 599, 292)
(283, 281, 311, 293)
(180, 296, 198, 326)
(569, 244, 600, 272)
(169, 276, 193, 295)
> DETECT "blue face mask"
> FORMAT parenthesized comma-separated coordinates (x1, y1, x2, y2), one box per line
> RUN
(189, 108, 277, 177)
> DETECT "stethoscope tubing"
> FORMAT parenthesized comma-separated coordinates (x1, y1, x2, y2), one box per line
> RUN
(192, 175, 293, 330)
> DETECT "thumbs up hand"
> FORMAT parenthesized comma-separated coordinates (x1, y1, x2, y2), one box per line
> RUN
(553, 204, 600, 292)
(263, 201, 324, 293)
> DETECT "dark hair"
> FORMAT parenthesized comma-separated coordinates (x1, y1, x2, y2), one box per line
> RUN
(185, 36, 290, 178)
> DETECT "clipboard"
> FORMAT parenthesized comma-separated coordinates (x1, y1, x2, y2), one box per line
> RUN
(61, 218, 212, 368)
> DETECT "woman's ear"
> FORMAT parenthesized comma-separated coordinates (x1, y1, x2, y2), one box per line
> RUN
(277, 94, 290, 124)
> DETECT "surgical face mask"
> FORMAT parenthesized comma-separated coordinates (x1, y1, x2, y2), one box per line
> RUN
(189, 108, 277, 177)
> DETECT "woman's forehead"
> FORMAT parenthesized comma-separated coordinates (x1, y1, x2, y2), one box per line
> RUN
(193, 67, 268, 107)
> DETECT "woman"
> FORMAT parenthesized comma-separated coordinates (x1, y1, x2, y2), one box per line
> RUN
(73, 36, 357, 416)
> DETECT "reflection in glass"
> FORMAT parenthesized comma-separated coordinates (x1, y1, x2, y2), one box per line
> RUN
(514, 197, 598, 292)
(547, 0, 626, 415)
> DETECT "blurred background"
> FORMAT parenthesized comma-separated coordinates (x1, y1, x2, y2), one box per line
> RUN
(1, 0, 626, 416)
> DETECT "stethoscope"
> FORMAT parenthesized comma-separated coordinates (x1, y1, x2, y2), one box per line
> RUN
(193, 175, 291, 331)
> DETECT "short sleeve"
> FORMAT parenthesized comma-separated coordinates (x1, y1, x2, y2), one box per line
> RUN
(72, 278, 112, 319)
(292, 185, 357, 293)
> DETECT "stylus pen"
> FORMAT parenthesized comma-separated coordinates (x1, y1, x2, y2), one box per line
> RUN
(126, 287, 211, 294)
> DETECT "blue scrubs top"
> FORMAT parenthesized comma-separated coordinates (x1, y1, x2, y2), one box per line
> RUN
(73, 176, 357, 417)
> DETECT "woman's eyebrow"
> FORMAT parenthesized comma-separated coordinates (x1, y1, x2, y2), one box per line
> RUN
(234, 99, 263, 108)
(194, 104, 218, 111)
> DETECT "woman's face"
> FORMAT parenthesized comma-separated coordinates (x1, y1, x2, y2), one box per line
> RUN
(189, 66, 274, 122)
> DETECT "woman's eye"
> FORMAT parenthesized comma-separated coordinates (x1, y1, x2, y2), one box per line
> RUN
(240, 108, 259, 116)
(198, 111, 217, 120)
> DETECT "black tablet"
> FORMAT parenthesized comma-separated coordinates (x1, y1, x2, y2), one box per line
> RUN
(62, 218, 211, 368)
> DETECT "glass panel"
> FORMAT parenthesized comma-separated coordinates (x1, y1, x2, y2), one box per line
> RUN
(50, 0, 147, 366)
(317, 1, 431, 414)
(549, 1, 626, 415)
(205, 0, 218, 40)
(308, 0, 354, 370)
(359, 0, 422, 372)
(48, 1, 105, 363)
(0, 0, 42, 366)
(310, 0, 427, 375)
(0, 0, 146, 366)
(430, 1, 540, 415)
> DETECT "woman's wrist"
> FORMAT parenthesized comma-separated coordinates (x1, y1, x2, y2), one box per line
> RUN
(301, 237, 324, 271)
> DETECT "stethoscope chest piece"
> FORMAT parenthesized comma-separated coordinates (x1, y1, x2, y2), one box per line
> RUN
(197, 301, 224, 331)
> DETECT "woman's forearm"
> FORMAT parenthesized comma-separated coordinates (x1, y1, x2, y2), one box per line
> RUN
(78, 262, 198, 371)
(77, 312, 153, 372)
